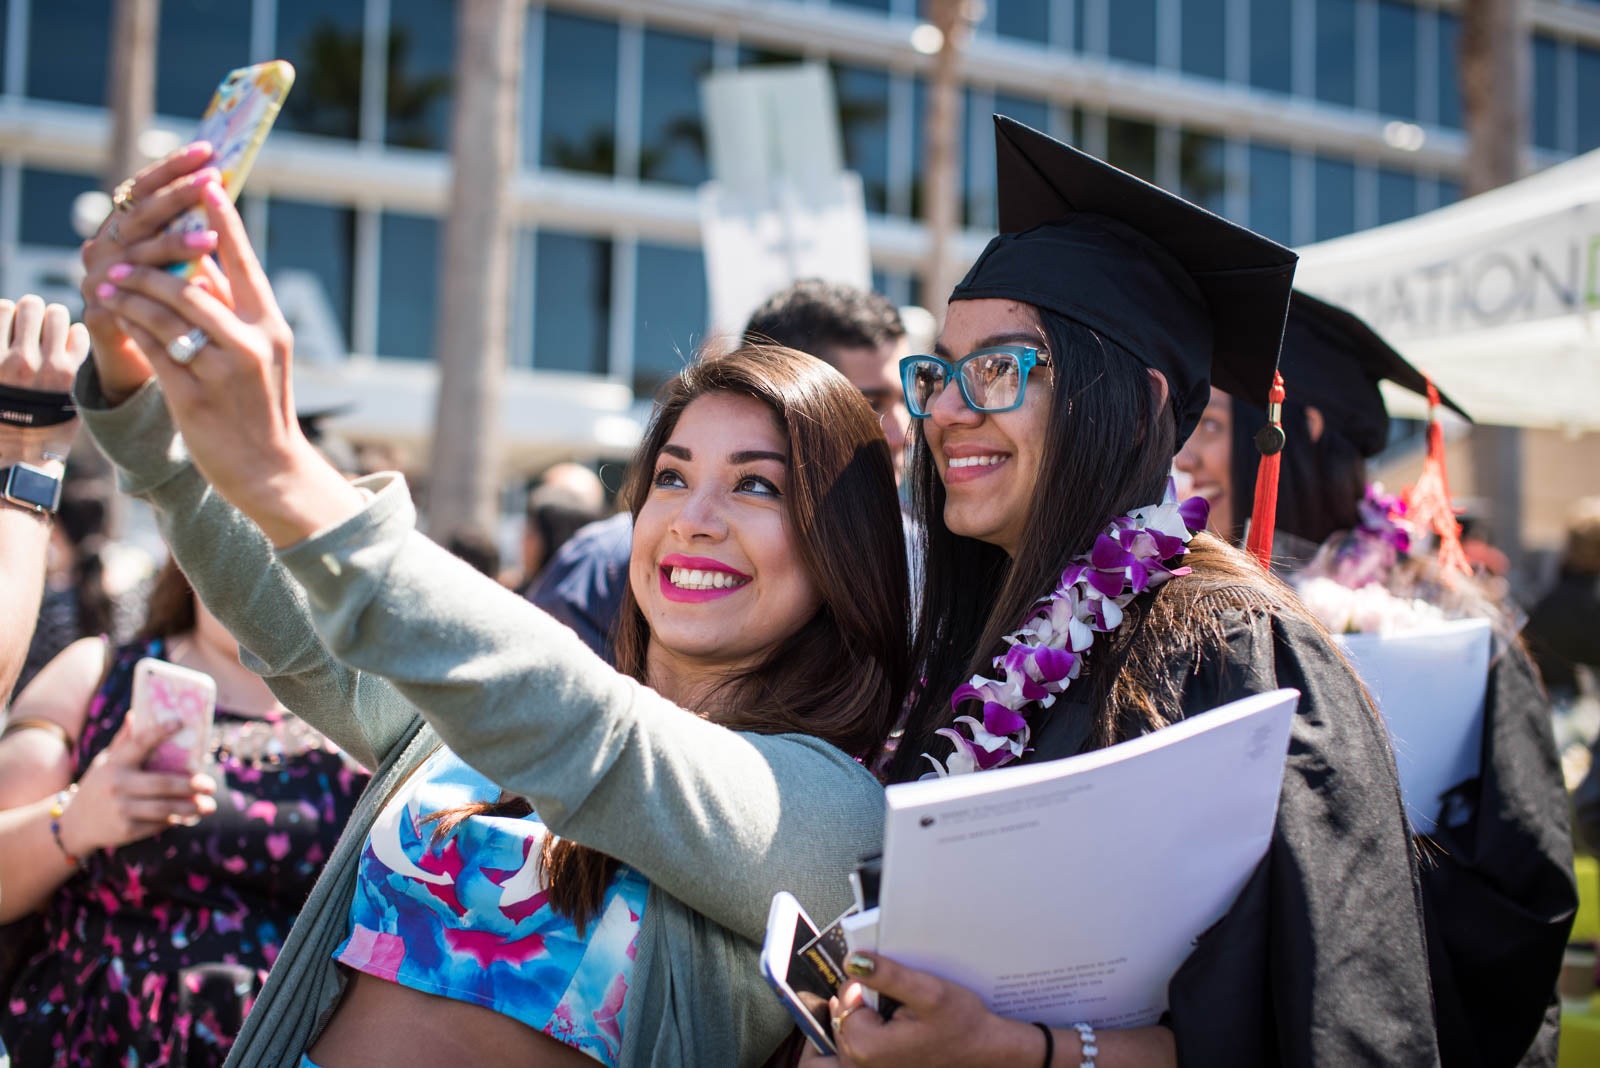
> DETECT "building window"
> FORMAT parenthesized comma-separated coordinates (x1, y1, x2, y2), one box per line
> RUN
(1181, 0, 1227, 83)
(1436, 11, 1462, 130)
(1376, 167, 1418, 225)
(377, 212, 439, 361)
(1315, 0, 1357, 109)
(1249, 0, 1292, 94)
(1108, 0, 1158, 67)
(386, 0, 455, 151)
(909, 80, 970, 221)
(27, 0, 110, 106)
(831, 0, 892, 12)
(633, 241, 707, 397)
(639, 28, 713, 186)
(1246, 143, 1293, 246)
(275, 0, 366, 140)
(1436, 177, 1462, 206)
(1376, 0, 1418, 120)
(1579, 46, 1600, 151)
(1314, 156, 1356, 241)
(1532, 35, 1562, 152)
(834, 64, 892, 215)
(19, 168, 98, 248)
(1105, 117, 1157, 182)
(157, 0, 251, 119)
(1178, 130, 1227, 214)
(533, 231, 611, 375)
(995, 0, 1051, 45)
(266, 199, 356, 349)
(539, 12, 618, 175)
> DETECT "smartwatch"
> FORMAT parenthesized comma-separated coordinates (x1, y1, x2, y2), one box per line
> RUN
(0, 461, 64, 515)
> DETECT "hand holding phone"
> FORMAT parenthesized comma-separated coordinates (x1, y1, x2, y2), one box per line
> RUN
(127, 658, 217, 774)
(762, 891, 840, 1056)
(165, 61, 295, 276)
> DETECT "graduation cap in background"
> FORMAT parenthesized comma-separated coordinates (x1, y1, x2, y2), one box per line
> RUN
(1281, 290, 1471, 457)
(297, 404, 361, 476)
(949, 115, 1300, 446)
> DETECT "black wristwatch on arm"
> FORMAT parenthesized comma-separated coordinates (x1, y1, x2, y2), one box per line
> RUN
(0, 461, 64, 515)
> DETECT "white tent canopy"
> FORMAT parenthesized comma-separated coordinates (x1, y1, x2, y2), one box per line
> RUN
(1294, 147, 1600, 432)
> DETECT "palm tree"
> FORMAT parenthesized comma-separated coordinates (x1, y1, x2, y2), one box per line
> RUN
(105, 0, 159, 189)
(426, 0, 524, 543)
(1458, 0, 1528, 575)
(921, 0, 977, 320)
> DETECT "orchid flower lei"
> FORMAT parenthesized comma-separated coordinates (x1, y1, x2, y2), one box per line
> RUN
(925, 479, 1210, 777)
(1354, 482, 1413, 554)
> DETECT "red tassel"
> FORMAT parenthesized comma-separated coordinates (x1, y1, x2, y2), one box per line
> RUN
(1245, 372, 1287, 570)
(1402, 379, 1471, 578)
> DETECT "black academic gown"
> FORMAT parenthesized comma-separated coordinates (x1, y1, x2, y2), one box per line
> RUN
(1416, 642, 1575, 1068)
(1023, 605, 1441, 1067)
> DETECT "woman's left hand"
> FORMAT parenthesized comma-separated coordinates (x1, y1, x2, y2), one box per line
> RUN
(811, 953, 1044, 1067)
(95, 180, 365, 546)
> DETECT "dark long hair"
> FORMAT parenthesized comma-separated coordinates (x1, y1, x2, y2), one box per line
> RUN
(1229, 397, 1366, 548)
(136, 557, 198, 642)
(433, 344, 911, 931)
(889, 308, 1326, 781)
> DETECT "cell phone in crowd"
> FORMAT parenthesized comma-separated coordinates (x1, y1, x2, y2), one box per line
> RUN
(762, 891, 841, 1056)
(127, 658, 217, 774)
(164, 60, 296, 276)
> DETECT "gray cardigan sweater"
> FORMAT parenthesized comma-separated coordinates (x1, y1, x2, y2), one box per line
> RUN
(75, 367, 886, 1068)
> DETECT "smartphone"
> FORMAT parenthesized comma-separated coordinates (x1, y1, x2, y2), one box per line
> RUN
(762, 891, 841, 1056)
(128, 658, 217, 774)
(166, 60, 296, 276)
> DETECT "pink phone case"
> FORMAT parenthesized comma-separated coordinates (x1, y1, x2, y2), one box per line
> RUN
(128, 658, 218, 774)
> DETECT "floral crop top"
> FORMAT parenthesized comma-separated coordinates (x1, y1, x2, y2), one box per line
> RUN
(334, 748, 648, 1065)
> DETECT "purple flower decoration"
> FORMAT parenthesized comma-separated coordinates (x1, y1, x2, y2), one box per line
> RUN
(925, 486, 1206, 777)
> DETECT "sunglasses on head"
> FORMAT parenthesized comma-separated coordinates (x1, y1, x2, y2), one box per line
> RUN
(899, 345, 1051, 418)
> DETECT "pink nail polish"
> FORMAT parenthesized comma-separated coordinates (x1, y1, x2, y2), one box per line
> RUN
(182, 230, 217, 250)
(203, 182, 227, 206)
(95, 282, 116, 300)
(193, 167, 221, 186)
(107, 263, 132, 281)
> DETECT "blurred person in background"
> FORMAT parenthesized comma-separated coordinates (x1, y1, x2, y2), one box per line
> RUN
(519, 461, 606, 592)
(532, 278, 911, 661)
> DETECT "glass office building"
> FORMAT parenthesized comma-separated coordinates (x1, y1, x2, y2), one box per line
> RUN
(6, 0, 1600, 409)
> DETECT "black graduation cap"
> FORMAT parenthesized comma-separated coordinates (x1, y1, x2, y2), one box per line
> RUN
(1282, 291, 1471, 457)
(950, 115, 1299, 445)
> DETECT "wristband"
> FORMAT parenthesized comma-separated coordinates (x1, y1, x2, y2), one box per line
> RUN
(1073, 1022, 1098, 1068)
(1032, 1022, 1054, 1068)
(48, 785, 86, 870)
(0, 384, 76, 429)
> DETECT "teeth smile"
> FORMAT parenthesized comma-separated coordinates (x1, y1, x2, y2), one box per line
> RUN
(668, 567, 749, 591)
(948, 455, 1006, 468)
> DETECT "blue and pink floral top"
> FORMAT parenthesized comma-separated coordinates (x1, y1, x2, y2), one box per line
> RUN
(335, 747, 647, 1065)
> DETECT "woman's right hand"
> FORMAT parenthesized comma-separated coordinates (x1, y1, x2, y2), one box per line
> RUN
(58, 717, 218, 856)
(79, 142, 221, 404)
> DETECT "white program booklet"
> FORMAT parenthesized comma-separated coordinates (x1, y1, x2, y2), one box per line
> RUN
(875, 688, 1298, 1030)
(1336, 617, 1492, 836)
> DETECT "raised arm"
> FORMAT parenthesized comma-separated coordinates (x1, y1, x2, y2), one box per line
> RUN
(74, 147, 416, 769)
(0, 298, 84, 702)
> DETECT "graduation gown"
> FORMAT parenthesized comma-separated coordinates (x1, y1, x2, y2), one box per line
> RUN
(1023, 605, 1441, 1067)
(1417, 642, 1575, 1068)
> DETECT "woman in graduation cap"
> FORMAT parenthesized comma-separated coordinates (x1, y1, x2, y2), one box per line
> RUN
(814, 118, 1440, 1067)
(1182, 292, 1576, 1068)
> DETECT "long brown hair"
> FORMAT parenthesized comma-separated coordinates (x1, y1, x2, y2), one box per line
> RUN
(434, 343, 911, 931)
(890, 308, 1326, 780)
(136, 557, 198, 642)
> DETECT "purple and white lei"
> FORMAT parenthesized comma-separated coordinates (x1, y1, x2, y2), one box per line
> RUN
(926, 480, 1210, 777)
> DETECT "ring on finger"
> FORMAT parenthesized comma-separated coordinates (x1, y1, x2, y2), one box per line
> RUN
(112, 178, 138, 213)
(831, 1004, 865, 1032)
(166, 328, 209, 366)
(105, 217, 124, 245)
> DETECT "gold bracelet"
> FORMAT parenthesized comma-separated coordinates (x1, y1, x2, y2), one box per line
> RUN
(1, 717, 78, 753)
(48, 784, 85, 870)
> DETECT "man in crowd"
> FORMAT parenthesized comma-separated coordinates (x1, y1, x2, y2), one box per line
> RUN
(529, 278, 910, 660)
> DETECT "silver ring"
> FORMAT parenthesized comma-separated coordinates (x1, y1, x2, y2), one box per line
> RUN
(105, 217, 123, 244)
(166, 328, 209, 366)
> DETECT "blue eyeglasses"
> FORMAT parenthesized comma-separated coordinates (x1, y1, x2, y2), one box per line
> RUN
(899, 345, 1051, 418)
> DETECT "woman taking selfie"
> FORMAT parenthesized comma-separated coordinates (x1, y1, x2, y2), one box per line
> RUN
(72, 147, 908, 1067)
(813, 119, 1438, 1067)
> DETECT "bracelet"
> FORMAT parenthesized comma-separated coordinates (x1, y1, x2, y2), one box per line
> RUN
(0, 384, 76, 429)
(1073, 1022, 1098, 1068)
(1032, 1022, 1054, 1068)
(48, 785, 86, 870)
(1, 717, 78, 753)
